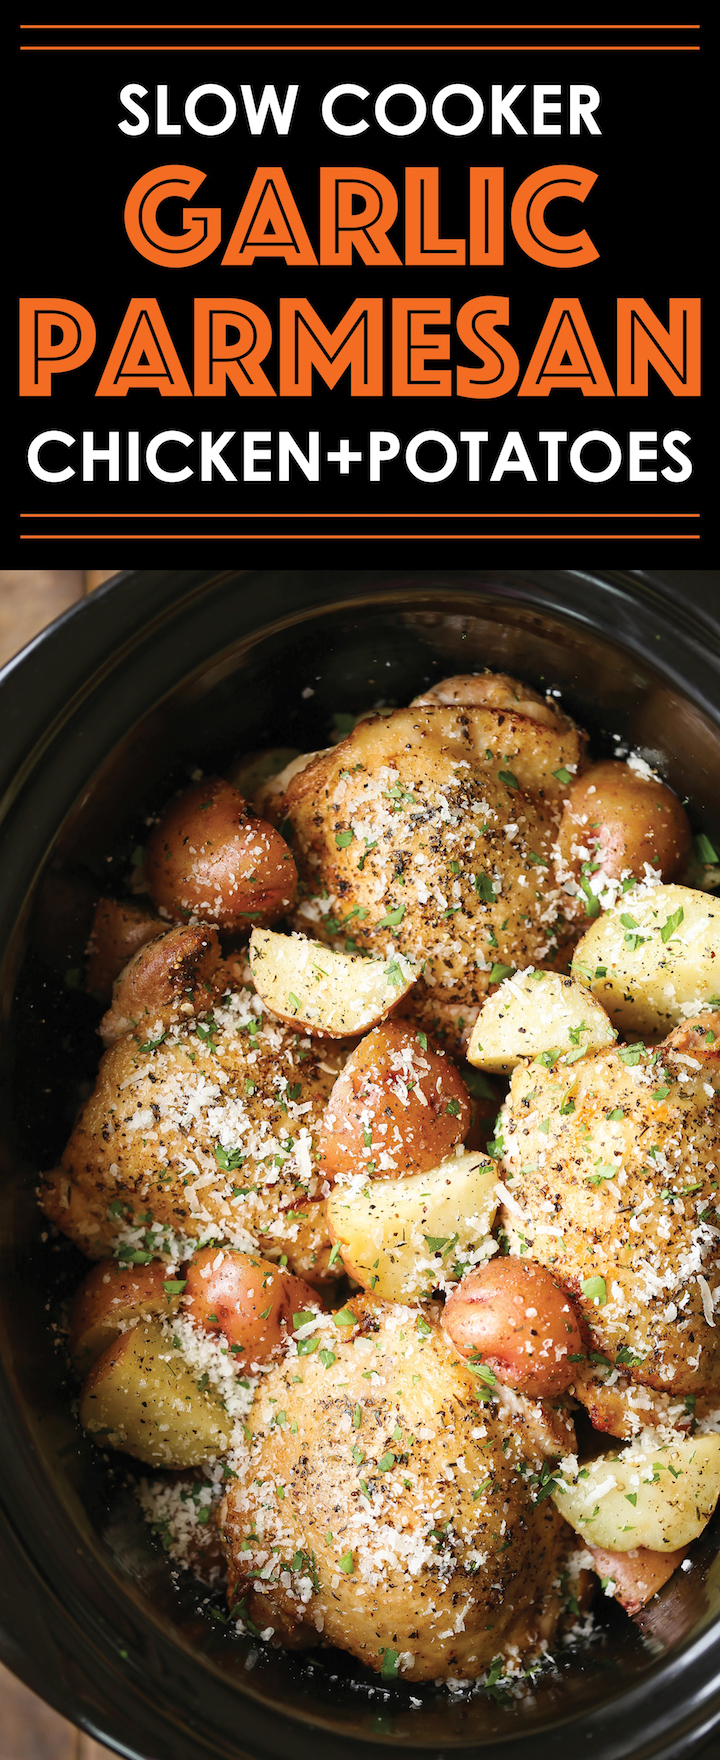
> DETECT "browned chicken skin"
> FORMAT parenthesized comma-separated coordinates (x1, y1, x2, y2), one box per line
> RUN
(278, 699, 586, 1053)
(221, 1298, 572, 1680)
(498, 1015, 720, 1419)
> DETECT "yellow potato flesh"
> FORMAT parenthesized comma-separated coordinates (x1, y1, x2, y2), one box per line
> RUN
(572, 884, 720, 1037)
(79, 1319, 231, 1468)
(70, 1285, 181, 1378)
(552, 1436, 720, 1552)
(468, 971, 616, 1073)
(326, 1151, 498, 1301)
(249, 928, 415, 1037)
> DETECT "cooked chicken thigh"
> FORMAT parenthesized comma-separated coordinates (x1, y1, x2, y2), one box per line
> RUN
(497, 1017, 720, 1412)
(221, 1298, 571, 1680)
(277, 695, 585, 1052)
(41, 975, 344, 1284)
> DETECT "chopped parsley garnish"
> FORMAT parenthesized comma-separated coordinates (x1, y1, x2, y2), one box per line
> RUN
(384, 959, 406, 989)
(660, 906, 684, 943)
(553, 767, 573, 785)
(498, 770, 520, 790)
(578, 875, 600, 917)
(533, 1048, 561, 1069)
(474, 872, 495, 903)
(618, 1043, 645, 1067)
(581, 1276, 607, 1307)
(616, 1344, 646, 1367)
(335, 829, 354, 848)
(214, 1143, 245, 1172)
(376, 903, 405, 929)
(489, 963, 513, 985)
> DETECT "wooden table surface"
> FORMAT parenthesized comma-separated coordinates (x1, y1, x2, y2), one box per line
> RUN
(1, 570, 718, 1760)
(1, 570, 117, 1758)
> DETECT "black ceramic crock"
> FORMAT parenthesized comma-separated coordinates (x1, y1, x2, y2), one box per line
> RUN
(2, 569, 720, 1760)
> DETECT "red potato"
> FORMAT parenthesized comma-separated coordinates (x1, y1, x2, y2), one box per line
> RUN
(68, 1258, 181, 1375)
(443, 1257, 584, 1399)
(587, 1543, 688, 1615)
(85, 896, 166, 998)
(143, 777, 297, 932)
(183, 1248, 318, 1369)
(557, 760, 691, 886)
(316, 1020, 472, 1182)
(99, 922, 222, 1046)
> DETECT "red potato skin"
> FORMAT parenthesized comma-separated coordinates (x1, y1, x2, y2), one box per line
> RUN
(99, 922, 222, 1046)
(587, 1543, 688, 1615)
(183, 1248, 318, 1368)
(443, 1257, 584, 1398)
(557, 760, 691, 885)
(143, 778, 297, 932)
(85, 896, 166, 998)
(316, 1020, 472, 1182)
(68, 1258, 174, 1372)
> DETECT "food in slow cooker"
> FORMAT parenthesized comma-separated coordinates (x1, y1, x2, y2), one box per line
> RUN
(39, 669, 720, 1691)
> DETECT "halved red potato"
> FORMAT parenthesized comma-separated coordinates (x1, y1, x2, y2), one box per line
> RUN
(249, 928, 416, 1038)
(327, 1150, 497, 1302)
(467, 970, 616, 1074)
(69, 1259, 184, 1376)
(144, 778, 297, 931)
(587, 1543, 688, 1615)
(443, 1258, 583, 1399)
(79, 1318, 231, 1467)
(183, 1248, 318, 1369)
(85, 897, 166, 997)
(557, 760, 691, 885)
(316, 1021, 471, 1181)
(99, 922, 222, 1046)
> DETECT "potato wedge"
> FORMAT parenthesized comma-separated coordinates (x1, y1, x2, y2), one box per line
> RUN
(551, 1436, 720, 1553)
(572, 884, 720, 1037)
(69, 1259, 184, 1376)
(467, 971, 616, 1073)
(249, 929, 416, 1037)
(79, 1319, 231, 1467)
(326, 1151, 497, 1302)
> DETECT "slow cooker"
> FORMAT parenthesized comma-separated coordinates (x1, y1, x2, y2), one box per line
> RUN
(1, 569, 720, 1760)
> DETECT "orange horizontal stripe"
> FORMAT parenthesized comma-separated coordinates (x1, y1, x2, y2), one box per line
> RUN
(21, 511, 700, 521)
(19, 23, 701, 31)
(22, 532, 699, 541)
(19, 44, 701, 52)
